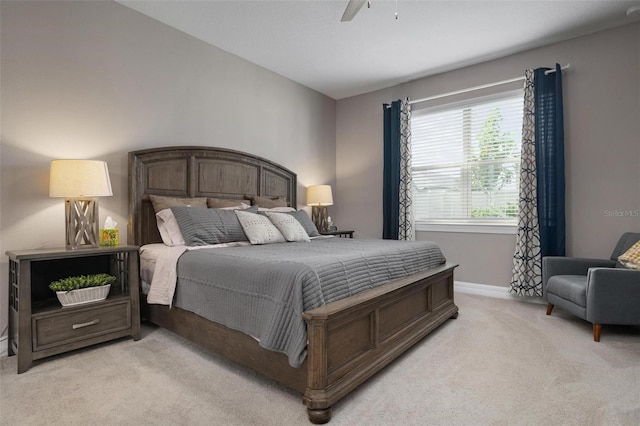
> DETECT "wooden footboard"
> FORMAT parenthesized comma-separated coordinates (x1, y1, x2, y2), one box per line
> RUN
(303, 262, 457, 423)
(141, 262, 457, 424)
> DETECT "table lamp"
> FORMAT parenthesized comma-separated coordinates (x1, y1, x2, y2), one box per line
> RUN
(307, 184, 333, 232)
(49, 159, 113, 249)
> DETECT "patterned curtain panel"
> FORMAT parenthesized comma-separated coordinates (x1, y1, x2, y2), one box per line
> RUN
(510, 70, 542, 295)
(383, 98, 414, 240)
(398, 100, 414, 241)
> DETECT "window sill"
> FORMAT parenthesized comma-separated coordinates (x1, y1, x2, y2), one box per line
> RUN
(416, 223, 517, 235)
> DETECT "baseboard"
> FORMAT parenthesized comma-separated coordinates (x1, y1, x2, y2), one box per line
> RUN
(455, 281, 545, 304)
(0, 336, 7, 357)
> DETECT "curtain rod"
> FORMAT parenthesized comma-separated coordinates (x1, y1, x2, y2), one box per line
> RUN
(408, 63, 570, 106)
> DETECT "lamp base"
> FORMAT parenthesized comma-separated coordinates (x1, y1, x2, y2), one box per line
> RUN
(65, 198, 100, 249)
(311, 206, 329, 233)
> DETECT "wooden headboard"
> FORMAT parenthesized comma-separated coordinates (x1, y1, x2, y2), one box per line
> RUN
(128, 146, 297, 246)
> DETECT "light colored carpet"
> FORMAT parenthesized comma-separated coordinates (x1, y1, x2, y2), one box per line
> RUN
(1, 293, 639, 426)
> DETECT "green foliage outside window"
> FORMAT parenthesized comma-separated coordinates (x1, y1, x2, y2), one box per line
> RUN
(470, 109, 519, 219)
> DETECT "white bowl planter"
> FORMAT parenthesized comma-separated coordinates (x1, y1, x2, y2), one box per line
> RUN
(56, 284, 111, 307)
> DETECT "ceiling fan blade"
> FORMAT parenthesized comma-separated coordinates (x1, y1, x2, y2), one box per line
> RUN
(341, 0, 368, 22)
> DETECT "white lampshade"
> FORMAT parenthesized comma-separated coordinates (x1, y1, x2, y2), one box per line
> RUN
(307, 185, 333, 206)
(50, 160, 113, 197)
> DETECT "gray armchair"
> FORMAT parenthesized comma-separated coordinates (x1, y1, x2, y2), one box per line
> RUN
(543, 232, 640, 341)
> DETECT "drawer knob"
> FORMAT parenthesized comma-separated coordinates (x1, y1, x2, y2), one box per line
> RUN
(72, 319, 101, 329)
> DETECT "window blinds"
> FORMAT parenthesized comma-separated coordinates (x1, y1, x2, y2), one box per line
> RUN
(411, 93, 524, 225)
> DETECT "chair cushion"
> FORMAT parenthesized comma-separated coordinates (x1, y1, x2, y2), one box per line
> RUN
(545, 275, 587, 307)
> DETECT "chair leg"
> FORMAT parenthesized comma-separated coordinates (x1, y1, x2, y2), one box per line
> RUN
(546, 303, 554, 315)
(593, 324, 602, 342)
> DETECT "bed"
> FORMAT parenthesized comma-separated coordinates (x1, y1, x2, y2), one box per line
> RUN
(128, 146, 458, 423)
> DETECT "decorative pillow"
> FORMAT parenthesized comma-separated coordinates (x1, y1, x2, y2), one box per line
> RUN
(156, 209, 186, 246)
(207, 197, 249, 208)
(148, 195, 207, 213)
(286, 210, 320, 237)
(618, 241, 640, 270)
(235, 210, 285, 245)
(171, 206, 258, 246)
(251, 195, 288, 208)
(266, 212, 311, 242)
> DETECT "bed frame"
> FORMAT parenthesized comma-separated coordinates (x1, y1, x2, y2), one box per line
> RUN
(129, 146, 458, 423)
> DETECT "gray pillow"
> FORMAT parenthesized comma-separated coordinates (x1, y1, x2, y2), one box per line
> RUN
(251, 195, 288, 208)
(171, 206, 258, 246)
(235, 210, 286, 245)
(286, 210, 320, 237)
(266, 212, 310, 242)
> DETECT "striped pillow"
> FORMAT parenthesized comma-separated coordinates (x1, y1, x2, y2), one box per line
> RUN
(171, 206, 257, 246)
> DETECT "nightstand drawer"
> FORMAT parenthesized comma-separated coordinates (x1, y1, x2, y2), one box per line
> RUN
(32, 300, 131, 351)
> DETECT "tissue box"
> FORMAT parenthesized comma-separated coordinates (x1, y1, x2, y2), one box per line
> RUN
(99, 229, 119, 247)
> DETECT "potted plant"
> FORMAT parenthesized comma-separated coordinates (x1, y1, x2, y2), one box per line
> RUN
(49, 273, 116, 306)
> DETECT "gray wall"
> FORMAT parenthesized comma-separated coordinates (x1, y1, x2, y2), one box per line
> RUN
(0, 1, 336, 336)
(336, 23, 640, 286)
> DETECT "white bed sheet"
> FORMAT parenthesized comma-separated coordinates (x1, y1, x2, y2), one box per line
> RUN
(140, 242, 251, 306)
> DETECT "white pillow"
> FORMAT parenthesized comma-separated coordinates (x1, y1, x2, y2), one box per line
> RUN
(220, 202, 252, 210)
(156, 209, 186, 246)
(266, 212, 310, 242)
(235, 210, 285, 245)
(257, 206, 296, 212)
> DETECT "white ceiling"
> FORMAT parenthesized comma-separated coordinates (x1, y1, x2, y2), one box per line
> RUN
(117, 0, 640, 100)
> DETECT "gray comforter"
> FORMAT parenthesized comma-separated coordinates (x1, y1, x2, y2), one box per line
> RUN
(174, 238, 446, 367)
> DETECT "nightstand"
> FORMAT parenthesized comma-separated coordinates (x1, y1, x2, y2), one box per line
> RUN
(320, 230, 354, 238)
(6, 245, 140, 373)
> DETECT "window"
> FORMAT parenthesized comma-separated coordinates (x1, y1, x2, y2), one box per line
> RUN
(411, 91, 524, 230)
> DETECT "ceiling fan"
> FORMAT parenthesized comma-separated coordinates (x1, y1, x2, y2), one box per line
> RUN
(341, 0, 370, 22)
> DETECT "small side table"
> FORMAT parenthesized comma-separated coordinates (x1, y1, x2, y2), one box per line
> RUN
(6, 245, 140, 373)
(320, 230, 354, 238)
